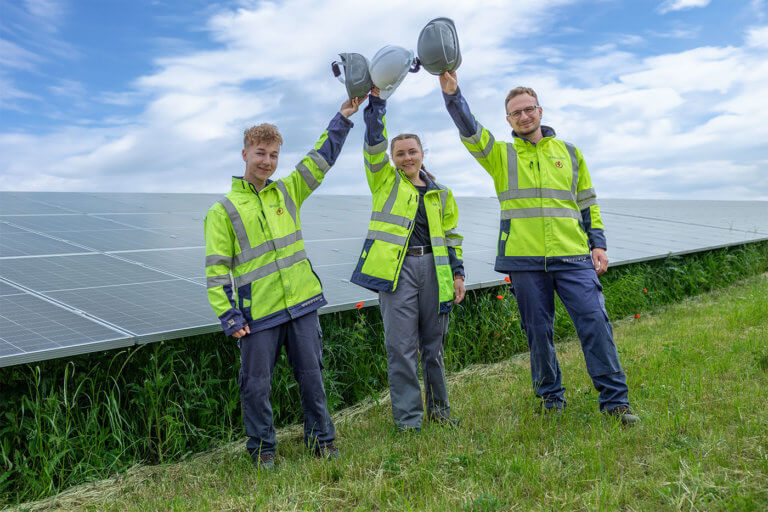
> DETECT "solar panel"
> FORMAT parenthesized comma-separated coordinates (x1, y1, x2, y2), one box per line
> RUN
(1, 191, 766, 367)
(0, 292, 132, 366)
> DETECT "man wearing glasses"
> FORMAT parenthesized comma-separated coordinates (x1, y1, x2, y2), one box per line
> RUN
(438, 71, 638, 425)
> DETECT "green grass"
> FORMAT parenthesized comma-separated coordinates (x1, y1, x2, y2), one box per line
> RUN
(23, 272, 768, 511)
(1, 240, 767, 506)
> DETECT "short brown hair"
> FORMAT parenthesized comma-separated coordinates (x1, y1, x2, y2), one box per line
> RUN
(504, 87, 539, 110)
(243, 123, 283, 148)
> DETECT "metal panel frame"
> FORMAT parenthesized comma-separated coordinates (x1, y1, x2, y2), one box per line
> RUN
(1, 191, 766, 367)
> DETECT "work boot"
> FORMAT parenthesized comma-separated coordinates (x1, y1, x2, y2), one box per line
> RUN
(312, 442, 341, 459)
(535, 402, 565, 418)
(427, 413, 461, 428)
(541, 406, 565, 419)
(251, 451, 275, 471)
(396, 424, 421, 434)
(605, 405, 639, 426)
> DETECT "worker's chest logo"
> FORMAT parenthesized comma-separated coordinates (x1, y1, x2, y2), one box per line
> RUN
(276, 207, 284, 216)
(555, 160, 563, 168)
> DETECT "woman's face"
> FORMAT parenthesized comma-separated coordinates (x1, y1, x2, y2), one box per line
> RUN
(391, 138, 424, 179)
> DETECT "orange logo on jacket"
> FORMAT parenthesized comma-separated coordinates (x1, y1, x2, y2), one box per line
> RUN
(555, 161, 563, 168)
(276, 207, 284, 215)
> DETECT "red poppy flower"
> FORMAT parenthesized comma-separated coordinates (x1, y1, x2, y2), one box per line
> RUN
(354, 302, 364, 309)
(496, 295, 504, 300)
(504, 276, 511, 283)
(495, 334, 501, 338)
(634, 313, 640, 319)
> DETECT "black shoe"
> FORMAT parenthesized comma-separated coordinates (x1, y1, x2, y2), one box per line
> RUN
(313, 442, 341, 459)
(427, 414, 461, 428)
(251, 451, 275, 471)
(542, 406, 565, 419)
(396, 424, 421, 433)
(605, 405, 639, 426)
(535, 402, 565, 417)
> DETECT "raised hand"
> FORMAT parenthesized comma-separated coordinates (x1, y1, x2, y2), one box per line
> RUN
(439, 71, 458, 94)
(340, 94, 368, 117)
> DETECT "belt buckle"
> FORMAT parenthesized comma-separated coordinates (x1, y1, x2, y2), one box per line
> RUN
(412, 246, 425, 256)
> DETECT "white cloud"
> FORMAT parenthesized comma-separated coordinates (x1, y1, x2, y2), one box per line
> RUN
(658, 0, 711, 15)
(0, 1, 767, 202)
(746, 25, 768, 47)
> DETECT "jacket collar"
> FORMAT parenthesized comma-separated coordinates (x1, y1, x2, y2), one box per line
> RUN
(231, 176, 273, 193)
(511, 125, 556, 145)
(420, 170, 441, 192)
(397, 168, 441, 192)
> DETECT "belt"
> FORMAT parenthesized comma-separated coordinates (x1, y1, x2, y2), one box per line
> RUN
(405, 245, 432, 257)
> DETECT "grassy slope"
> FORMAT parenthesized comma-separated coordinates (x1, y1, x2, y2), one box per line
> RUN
(18, 274, 768, 512)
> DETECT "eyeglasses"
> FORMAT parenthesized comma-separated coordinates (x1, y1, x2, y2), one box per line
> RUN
(506, 106, 540, 119)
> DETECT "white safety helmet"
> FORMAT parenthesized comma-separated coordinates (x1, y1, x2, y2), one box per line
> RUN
(331, 53, 373, 100)
(368, 45, 420, 100)
(417, 17, 462, 76)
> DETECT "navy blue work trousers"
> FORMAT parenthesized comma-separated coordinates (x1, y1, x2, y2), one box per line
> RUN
(238, 311, 335, 455)
(508, 269, 629, 411)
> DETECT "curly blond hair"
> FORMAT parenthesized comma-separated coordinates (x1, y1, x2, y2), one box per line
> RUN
(243, 123, 283, 148)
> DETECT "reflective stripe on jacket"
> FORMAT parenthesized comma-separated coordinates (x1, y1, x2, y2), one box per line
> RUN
(350, 96, 464, 313)
(444, 88, 605, 272)
(205, 113, 352, 335)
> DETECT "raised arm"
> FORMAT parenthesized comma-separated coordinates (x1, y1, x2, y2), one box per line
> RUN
(440, 72, 505, 180)
(363, 89, 396, 192)
(283, 96, 365, 207)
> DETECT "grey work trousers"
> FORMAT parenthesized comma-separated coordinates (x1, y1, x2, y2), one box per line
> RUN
(239, 311, 335, 456)
(379, 253, 451, 429)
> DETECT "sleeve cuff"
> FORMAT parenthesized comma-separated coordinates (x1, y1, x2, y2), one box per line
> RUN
(331, 111, 354, 128)
(442, 86, 462, 101)
(370, 95, 386, 106)
(219, 308, 248, 336)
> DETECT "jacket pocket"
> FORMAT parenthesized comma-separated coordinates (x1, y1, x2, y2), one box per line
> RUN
(237, 283, 253, 322)
(360, 239, 400, 281)
(498, 219, 511, 256)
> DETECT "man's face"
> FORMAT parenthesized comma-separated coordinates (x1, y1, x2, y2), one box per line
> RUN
(242, 140, 280, 183)
(505, 93, 542, 138)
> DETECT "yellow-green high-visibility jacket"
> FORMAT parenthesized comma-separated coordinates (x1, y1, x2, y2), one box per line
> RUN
(350, 96, 464, 313)
(444, 88, 606, 272)
(205, 113, 353, 335)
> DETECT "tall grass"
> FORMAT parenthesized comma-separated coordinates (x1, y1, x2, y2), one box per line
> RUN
(1, 241, 766, 506)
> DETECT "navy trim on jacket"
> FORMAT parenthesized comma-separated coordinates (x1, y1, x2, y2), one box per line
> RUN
(443, 87, 476, 138)
(364, 96, 387, 147)
(318, 112, 353, 166)
(244, 292, 328, 334)
(494, 254, 594, 273)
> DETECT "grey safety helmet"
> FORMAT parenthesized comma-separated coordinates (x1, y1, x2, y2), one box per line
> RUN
(417, 17, 462, 76)
(368, 45, 421, 100)
(332, 53, 373, 100)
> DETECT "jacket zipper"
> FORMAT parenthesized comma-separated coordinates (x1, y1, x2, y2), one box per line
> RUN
(392, 172, 418, 290)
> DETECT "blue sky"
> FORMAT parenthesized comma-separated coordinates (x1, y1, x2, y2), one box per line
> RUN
(1, 0, 767, 199)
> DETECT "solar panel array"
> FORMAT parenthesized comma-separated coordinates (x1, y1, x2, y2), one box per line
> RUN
(1, 191, 766, 367)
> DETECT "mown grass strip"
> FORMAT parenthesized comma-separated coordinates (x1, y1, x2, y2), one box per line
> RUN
(1, 241, 767, 506)
(22, 272, 768, 511)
